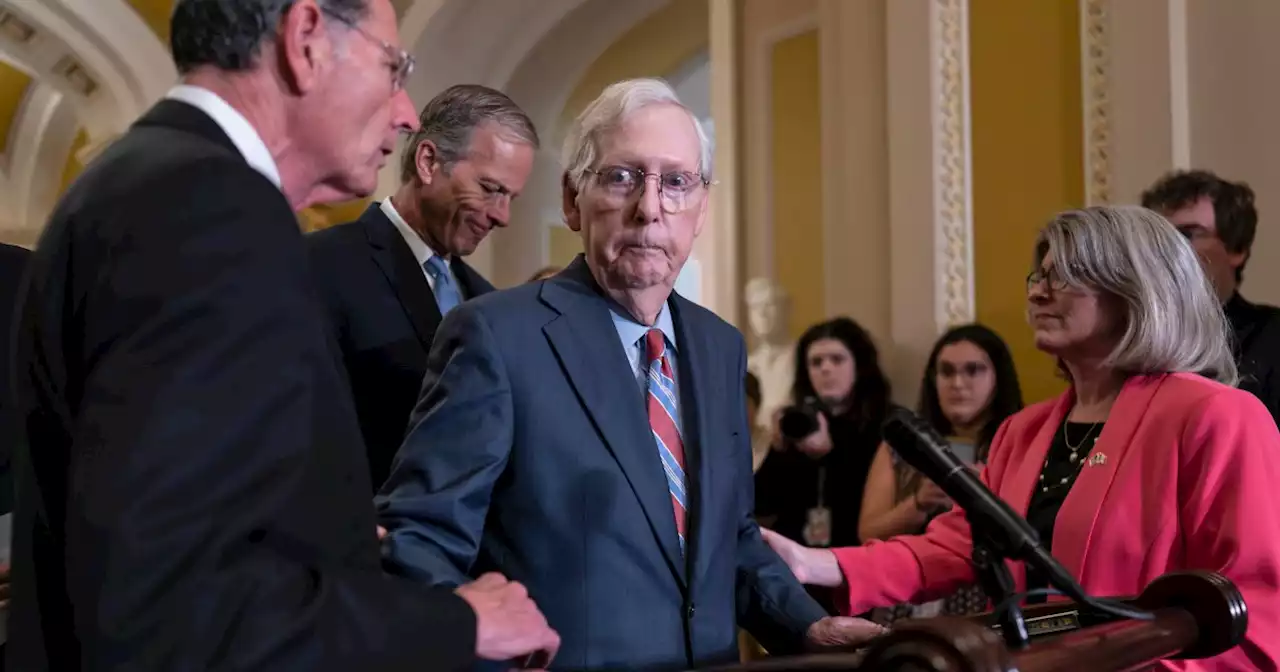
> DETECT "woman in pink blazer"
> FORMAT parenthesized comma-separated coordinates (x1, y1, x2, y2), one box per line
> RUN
(763, 205, 1280, 670)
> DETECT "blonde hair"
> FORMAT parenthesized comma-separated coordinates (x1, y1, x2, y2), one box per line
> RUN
(1031, 205, 1237, 385)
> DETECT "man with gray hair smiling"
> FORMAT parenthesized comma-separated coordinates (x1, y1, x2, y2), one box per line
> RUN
(308, 84, 537, 491)
(377, 77, 885, 670)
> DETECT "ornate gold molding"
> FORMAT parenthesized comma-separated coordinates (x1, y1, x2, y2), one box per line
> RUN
(933, 0, 974, 329)
(1082, 0, 1112, 205)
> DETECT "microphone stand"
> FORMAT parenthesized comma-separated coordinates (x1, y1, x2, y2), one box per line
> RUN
(966, 509, 1031, 650)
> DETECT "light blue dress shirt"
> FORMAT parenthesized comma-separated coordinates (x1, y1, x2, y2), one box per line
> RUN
(610, 302, 682, 432)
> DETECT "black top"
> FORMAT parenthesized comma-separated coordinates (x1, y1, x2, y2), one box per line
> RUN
(1024, 419, 1103, 602)
(0, 243, 30, 517)
(755, 410, 886, 547)
(1224, 292, 1280, 426)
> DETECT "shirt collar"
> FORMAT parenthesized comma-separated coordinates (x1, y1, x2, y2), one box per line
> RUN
(165, 85, 281, 189)
(380, 199, 445, 269)
(610, 300, 678, 353)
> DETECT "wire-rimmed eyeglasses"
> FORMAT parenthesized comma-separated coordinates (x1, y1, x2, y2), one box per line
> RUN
(321, 8, 415, 92)
(584, 165, 713, 214)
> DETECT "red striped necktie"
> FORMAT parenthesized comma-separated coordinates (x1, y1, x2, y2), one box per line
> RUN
(644, 328, 687, 552)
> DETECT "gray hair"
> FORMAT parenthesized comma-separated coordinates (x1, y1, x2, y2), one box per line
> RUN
(561, 78, 713, 192)
(399, 84, 540, 184)
(1032, 205, 1237, 385)
(171, 0, 368, 74)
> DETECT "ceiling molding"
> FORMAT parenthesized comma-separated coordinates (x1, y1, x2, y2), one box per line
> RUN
(0, 0, 175, 137)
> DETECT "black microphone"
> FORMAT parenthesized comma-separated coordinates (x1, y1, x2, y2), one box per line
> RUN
(880, 406, 1145, 619)
(881, 406, 1043, 560)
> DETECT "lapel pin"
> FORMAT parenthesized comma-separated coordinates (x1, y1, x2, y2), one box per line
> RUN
(1088, 452, 1107, 467)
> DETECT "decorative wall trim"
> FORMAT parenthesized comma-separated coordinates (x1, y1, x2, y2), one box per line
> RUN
(930, 0, 975, 329)
(753, 12, 818, 280)
(1081, 0, 1113, 205)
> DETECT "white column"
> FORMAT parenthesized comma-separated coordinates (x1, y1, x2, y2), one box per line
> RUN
(884, 0, 975, 405)
(703, 0, 742, 325)
(1080, 0, 1191, 206)
(818, 0, 890, 340)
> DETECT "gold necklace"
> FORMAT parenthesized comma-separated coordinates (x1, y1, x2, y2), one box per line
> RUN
(1038, 421, 1098, 493)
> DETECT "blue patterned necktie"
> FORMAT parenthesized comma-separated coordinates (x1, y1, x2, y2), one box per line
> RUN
(424, 256, 462, 316)
(645, 329, 687, 552)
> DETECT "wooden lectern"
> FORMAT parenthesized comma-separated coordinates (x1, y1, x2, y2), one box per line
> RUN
(697, 570, 1247, 672)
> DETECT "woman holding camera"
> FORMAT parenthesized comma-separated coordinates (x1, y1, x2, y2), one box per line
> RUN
(761, 206, 1280, 669)
(754, 317, 893, 551)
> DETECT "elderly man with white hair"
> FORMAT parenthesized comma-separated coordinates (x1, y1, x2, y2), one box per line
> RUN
(377, 78, 886, 670)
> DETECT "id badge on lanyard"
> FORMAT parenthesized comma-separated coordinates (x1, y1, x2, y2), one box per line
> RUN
(802, 466, 832, 547)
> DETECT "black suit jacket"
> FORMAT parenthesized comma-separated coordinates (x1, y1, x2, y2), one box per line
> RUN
(1227, 292, 1280, 426)
(0, 243, 30, 518)
(7, 99, 475, 671)
(378, 256, 826, 671)
(307, 204, 494, 490)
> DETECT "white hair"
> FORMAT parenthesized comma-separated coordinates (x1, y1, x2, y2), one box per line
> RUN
(1032, 205, 1237, 385)
(560, 78, 714, 192)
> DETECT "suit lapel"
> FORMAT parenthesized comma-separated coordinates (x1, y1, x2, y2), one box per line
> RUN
(1054, 375, 1163, 580)
(451, 258, 496, 299)
(1002, 392, 1070, 589)
(670, 296, 719, 588)
(361, 204, 443, 348)
(540, 258, 687, 586)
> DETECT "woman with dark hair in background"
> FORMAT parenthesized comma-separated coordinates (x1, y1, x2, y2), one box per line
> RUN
(755, 317, 893, 555)
(859, 323, 1023, 623)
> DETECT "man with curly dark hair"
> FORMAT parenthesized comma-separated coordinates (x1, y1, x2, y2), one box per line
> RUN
(1142, 169, 1280, 425)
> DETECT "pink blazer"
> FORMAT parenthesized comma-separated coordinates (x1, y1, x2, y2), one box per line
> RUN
(832, 373, 1280, 670)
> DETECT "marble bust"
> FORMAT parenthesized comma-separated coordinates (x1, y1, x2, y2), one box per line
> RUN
(744, 277, 796, 433)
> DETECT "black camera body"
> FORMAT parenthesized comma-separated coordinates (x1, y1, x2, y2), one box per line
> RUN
(778, 396, 828, 441)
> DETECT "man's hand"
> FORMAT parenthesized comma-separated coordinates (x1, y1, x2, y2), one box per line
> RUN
(805, 616, 888, 650)
(455, 573, 560, 666)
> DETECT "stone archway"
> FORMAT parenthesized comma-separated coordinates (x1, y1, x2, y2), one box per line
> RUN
(0, 0, 176, 241)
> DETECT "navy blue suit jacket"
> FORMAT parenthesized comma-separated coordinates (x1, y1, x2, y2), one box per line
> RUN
(377, 256, 826, 671)
(307, 204, 494, 490)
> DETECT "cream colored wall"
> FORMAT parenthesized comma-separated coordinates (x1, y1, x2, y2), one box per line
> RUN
(738, 0, 977, 405)
(1085, 0, 1280, 307)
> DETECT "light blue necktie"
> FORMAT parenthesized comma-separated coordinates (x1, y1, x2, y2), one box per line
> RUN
(424, 256, 462, 316)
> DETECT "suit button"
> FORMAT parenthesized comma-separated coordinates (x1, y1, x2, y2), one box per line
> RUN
(686, 604, 695, 619)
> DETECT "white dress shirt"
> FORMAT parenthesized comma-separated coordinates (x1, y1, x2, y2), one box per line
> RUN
(165, 85, 282, 190)
(379, 198, 458, 291)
